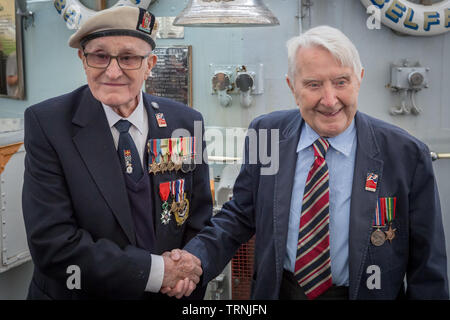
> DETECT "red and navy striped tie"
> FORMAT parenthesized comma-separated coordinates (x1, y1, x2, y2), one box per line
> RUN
(294, 137, 332, 299)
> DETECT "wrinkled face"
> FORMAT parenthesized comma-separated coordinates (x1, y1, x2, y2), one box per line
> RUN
(79, 36, 157, 109)
(286, 45, 363, 138)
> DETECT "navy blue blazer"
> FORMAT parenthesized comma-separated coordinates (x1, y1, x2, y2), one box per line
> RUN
(184, 110, 449, 300)
(22, 85, 212, 299)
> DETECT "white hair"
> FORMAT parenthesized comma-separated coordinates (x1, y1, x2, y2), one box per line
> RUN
(286, 25, 363, 82)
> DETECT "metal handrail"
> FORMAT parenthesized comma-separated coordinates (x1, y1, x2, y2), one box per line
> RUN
(430, 152, 450, 161)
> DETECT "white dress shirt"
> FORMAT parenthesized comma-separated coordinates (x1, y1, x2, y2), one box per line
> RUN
(102, 91, 164, 293)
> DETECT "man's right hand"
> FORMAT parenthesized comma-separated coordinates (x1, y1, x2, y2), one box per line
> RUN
(161, 249, 202, 298)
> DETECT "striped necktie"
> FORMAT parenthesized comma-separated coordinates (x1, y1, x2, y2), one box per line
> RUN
(294, 137, 332, 299)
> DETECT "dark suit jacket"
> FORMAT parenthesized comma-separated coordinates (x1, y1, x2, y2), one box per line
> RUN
(184, 110, 449, 300)
(22, 85, 212, 299)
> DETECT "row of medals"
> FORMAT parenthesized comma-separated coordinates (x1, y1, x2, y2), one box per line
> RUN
(149, 155, 195, 175)
(371, 222, 396, 246)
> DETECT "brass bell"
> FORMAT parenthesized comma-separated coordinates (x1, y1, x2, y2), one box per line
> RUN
(173, 0, 280, 27)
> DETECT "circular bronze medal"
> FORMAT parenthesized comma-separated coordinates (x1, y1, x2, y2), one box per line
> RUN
(371, 228, 386, 246)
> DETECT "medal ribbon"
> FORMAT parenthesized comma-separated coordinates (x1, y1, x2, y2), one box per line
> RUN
(373, 200, 385, 227)
(169, 138, 173, 163)
(159, 182, 170, 202)
(385, 197, 396, 223)
(180, 137, 184, 157)
(373, 197, 397, 227)
(155, 139, 161, 164)
(170, 179, 185, 202)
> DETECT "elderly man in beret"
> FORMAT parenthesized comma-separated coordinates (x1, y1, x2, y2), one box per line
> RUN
(22, 6, 211, 300)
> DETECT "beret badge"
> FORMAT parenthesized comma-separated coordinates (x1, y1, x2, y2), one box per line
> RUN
(137, 9, 156, 35)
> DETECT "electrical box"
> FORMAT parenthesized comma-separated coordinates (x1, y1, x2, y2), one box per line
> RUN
(390, 66, 429, 90)
(0, 123, 30, 273)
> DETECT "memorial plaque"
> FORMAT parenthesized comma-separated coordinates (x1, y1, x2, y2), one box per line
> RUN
(146, 46, 192, 107)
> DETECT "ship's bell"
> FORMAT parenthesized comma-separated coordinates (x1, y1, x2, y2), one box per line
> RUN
(173, 0, 280, 27)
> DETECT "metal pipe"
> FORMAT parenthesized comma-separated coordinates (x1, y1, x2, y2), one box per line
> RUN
(430, 152, 450, 161)
(298, 0, 302, 35)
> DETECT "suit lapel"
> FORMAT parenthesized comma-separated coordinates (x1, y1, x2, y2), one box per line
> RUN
(272, 113, 303, 288)
(72, 88, 136, 245)
(348, 111, 384, 299)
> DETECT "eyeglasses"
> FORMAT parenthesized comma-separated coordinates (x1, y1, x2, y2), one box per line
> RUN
(83, 52, 151, 70)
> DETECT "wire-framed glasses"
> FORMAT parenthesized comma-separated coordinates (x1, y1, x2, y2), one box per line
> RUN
(83, 52, 151, 70)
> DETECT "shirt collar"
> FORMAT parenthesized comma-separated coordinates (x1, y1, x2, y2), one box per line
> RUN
(102, 91, 145, 135)
(297, 119, 356, 157)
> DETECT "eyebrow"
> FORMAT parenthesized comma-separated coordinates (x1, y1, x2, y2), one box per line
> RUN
(86, 44, 147, 55)
(302, 74, 351, 84)
(331, 74, 351, 81)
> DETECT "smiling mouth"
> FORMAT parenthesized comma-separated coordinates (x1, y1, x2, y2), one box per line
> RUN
(103, 83, 127, 87)
(317, 107, 343, 117)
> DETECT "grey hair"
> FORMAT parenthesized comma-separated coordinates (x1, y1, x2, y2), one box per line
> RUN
(286, 25, 363, 83)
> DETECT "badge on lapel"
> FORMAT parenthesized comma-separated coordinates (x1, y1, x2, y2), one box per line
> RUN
(371, 197, 397, 246)
(365, 173, 378, 192)
(155, 113, 167, 128)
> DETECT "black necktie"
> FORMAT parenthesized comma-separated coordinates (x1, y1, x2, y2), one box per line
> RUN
(114, 120, 143, 182)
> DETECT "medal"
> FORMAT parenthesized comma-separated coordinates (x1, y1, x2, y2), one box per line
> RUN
(167, 138, 175, 172)
(371, 199, 386, 246)
(371, 228, 386, 246)
(365, 173, 378, 192)
(175, 195, 189, 227)
(180, 137, 196, 173)
(385, 223, 396, 243)
(159, 182, 171, 225)
(155, 139, 162, 174)
(169, 179, 189, 226)
(123, 149, 133, 174)
(382, 197, 397, 243)
(148, 140, 158, 174)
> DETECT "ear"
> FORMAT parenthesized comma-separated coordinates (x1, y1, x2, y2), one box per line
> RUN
(78, 49, 83, 60)
(144, 54, 158, 79)
(360, 68, 365, 81)
(286, 75, 295, 94)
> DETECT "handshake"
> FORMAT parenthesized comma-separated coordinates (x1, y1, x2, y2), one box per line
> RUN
(160, 249, 203, 299)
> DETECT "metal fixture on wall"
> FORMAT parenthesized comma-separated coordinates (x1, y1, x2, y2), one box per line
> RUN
(212, 71, 233, 107)
(173, 0, 279, 27)
(387, 59, 429, 116)
(235, 66, 254, 108)
(210, 64, 264, 108)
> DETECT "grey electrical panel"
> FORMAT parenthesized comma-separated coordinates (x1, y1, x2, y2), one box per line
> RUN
(0, 126, 30, 273)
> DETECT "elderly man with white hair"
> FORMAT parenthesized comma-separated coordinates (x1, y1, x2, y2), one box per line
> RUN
(171, 25, 449, 300)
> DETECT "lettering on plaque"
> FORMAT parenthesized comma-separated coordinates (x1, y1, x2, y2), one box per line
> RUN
(145, 46, 192, 107)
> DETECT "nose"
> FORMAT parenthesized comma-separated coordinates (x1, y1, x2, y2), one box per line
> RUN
(320, 82, 338, 107)
(104, 57, 123, 79)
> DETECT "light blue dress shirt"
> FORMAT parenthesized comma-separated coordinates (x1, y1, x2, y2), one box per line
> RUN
(284, 120, 357, 286)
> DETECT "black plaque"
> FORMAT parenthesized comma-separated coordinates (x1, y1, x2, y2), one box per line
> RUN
(146, 46, 192, 107)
